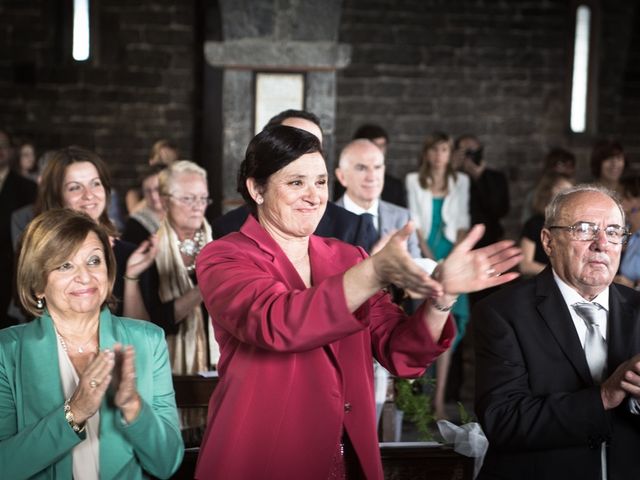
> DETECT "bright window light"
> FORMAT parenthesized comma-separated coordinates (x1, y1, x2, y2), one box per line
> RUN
(570, 5, 591, 133)
(72, 0, 90, 61)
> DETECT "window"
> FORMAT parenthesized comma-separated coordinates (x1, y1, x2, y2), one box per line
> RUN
(72, 0, 90, 61)
(570, 4, 595, 133)
(254, 73, 305, 134)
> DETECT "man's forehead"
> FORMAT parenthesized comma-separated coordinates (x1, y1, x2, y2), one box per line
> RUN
(560, 192, 622, 221)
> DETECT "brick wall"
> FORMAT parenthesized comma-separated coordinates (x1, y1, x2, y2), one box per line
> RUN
(336, 0, 639, 238)
(0, 0, 198, 200)
(1, 0, 639, 237)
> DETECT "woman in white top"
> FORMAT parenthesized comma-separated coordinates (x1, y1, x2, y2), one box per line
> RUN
(405, 131, 471, 420)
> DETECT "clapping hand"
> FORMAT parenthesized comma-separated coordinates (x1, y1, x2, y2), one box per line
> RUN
(125, 234, 159, 279)
(69, 349, 115, 424)
(372, 222, 444, 298)
(601, 353, 640, 410)
(435, 224, 522, 295)
(112, 343, 141, 423)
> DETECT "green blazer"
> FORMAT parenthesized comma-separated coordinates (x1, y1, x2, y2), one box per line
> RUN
(0, 308, 184, 479)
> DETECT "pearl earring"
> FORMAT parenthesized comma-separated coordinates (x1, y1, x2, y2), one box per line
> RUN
(36, 297, 45, 309)
(256, 197, 263, 205)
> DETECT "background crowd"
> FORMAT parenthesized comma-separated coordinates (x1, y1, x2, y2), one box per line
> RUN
(1, 110, 639, 478)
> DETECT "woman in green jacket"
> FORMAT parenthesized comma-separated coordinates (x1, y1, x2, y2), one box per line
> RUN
(0, 208, 183, 479)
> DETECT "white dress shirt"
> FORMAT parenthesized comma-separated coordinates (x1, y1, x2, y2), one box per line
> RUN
(342, 193, 380, 231)
(551, 270, 614, 480)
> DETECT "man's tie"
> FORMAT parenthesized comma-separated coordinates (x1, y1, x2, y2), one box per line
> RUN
(573, 302, 607, 383)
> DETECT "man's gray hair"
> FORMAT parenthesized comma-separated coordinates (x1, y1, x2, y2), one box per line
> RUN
(544, 183, 625, 227)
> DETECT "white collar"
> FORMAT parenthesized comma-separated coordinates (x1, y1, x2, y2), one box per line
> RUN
(342, 193, 379, 217)
(551, 269, 610, 311)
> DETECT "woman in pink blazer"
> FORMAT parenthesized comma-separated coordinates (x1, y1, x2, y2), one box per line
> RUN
(195, 124, 521, 479)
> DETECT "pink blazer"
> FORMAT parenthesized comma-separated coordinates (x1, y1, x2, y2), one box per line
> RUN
(195, 215, 454, 480)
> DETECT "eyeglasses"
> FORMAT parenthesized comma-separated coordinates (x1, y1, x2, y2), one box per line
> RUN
(166, 194, 212, 207)
(548, 221, 629, 245)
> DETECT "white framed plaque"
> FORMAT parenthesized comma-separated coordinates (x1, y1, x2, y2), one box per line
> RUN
(254, 72, 305, 134)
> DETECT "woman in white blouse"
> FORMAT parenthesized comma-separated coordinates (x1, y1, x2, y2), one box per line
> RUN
(405, 131, 471, 420)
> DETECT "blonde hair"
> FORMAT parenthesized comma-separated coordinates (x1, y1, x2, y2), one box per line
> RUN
(149, 139, 179, 165)
(158, 160, 208, 196)
(17, 209, 116, 317)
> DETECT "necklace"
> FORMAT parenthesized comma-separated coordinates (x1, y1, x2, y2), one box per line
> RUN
(56, 332, 98, 354)
(177, 229, 206, 258)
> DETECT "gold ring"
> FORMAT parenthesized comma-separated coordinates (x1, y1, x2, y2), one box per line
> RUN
(89, 379, 99, 389)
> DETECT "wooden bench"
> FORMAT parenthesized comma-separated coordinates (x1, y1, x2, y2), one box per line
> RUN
(169, 375, 474, 479)
(169, 444, 473, 479)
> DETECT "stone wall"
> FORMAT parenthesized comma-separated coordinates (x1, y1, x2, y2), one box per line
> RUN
(0, 0, 198, 198)
(336, 0, 639, 237)
(1, 0, 639, 235)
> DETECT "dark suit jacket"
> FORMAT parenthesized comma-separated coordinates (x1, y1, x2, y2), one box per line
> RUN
(208, 202, 377, 251)
(469, 167, 509, 248)
(0, 171, 37, 327)
(474, 267, 640, 480)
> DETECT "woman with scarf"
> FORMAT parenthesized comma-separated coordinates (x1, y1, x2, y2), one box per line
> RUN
(146, 160, 218, 374)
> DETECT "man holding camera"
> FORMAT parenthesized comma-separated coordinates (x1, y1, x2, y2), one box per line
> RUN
(453, 134, 510, 249)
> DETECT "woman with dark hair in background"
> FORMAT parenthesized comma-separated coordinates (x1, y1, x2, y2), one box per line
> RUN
(125, 139, 179, 214)
(591, 139, 626, 197)
(36, 146, 156, 320)
(195, 124, 521, 479)
(12, 138, 39, 181)
(121, 163, 167, 246)
(519, 172, 574, 277)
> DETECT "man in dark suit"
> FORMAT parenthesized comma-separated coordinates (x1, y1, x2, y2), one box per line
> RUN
(474, 185, 640, 480)
(453, 134, 509, 250)
(0, 129, 38, 327)
(208, 110, 377, 251)
(334, 138, 420, 257)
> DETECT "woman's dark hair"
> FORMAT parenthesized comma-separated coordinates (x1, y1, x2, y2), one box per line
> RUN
(266, 109, 321, 129)
(590, 139, 625, 179)
(543, 147, 576, 173)
(531, 172, 573, 215)
(237, 124, 323, 214)
(11, 138, 38, 175)
(35, 146, 117, 236)
(352, 124, 388, 142)
(138, 162, 168, 185)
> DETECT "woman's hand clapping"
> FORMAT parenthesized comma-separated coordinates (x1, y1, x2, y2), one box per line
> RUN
(125, 234, 159, 279)
(435, 224, 523, 296)
(112, 343, 141, 423)
(68, 349, 115, 424)
(371, 222, 444, 298)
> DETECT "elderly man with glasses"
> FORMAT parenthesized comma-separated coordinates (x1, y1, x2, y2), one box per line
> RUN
(474, 184, 640, 480)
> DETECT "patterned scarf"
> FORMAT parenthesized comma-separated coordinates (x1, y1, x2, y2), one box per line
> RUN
(155, 217, 219, 374)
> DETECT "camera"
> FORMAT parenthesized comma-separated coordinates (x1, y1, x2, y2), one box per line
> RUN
(465, 147, 483, 165)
